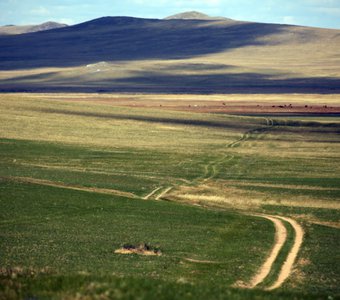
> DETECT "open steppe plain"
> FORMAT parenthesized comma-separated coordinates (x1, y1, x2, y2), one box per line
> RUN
(0, 93, 339, 299)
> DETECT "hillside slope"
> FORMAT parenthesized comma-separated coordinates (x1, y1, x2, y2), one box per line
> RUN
(0, 12, 339, 93)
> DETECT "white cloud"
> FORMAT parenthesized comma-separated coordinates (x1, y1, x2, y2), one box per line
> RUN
(305, 0, 338, 5)
(282, 16, 296, 24)
(132, 0, 166, 4)
(315, 7, 340, 15)
(57, 18, 75, 25)
(131, 0, 221, 6)
(174, 0, 221, 7)
(30, 6, 50, 16)
(303, 0, 340, 8)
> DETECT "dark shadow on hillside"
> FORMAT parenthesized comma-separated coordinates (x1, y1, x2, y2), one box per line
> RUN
(0, 18, 290, 70)
(2, 71, 340, 94)
(36, 108, 258, 131)
(104, 72, 340, 94)
(35, 108, 340, 133)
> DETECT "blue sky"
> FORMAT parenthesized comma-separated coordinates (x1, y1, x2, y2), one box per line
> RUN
(1, 0, 340, 29)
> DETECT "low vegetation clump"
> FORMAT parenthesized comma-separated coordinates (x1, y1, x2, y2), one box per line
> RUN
(115, 243, 162, 256)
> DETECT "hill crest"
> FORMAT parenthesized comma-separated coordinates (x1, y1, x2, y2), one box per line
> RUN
(164, 11, 229, 21)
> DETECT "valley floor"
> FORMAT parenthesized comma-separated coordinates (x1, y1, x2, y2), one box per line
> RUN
(0, 93, 339, 299)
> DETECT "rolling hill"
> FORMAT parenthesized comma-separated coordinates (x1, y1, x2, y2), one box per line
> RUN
(0, 12, 339, 93)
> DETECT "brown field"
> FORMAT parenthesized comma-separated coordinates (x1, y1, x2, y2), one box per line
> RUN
(2, 93, 340, 115)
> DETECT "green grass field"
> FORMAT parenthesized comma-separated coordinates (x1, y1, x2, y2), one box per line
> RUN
(0, 94, 339, 299)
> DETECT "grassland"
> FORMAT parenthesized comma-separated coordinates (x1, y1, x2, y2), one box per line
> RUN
(0, 93, 339, 299)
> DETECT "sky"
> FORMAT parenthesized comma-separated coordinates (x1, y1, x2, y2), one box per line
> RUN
(1, 0, 340, 29)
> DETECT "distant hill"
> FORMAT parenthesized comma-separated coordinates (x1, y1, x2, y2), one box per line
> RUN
(0, 11, 339, 93)
(164, 11, 229, 21)
(30, 22, 68, 33)
(0, 21, 68, 35)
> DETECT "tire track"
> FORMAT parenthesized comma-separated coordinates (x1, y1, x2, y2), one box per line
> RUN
(266, 216, 304, 290)
(143, 186, 163, 200)
(155, 187, 173, 200)
(201, 119, 273, 182)
(143, 118, 273, 199)
(245, 214, 304, 290)
(2, 176, 138, 198)
(247, 214, 287, 288)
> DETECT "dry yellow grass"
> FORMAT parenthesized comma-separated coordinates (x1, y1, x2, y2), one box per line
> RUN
(0, 92, 339, 105)
(168, 177, 340, 210)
